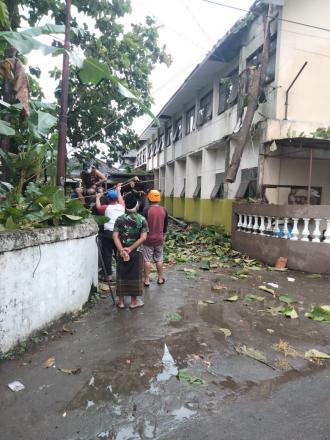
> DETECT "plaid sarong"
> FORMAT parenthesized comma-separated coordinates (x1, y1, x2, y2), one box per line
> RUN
(116, 250, 144, 297)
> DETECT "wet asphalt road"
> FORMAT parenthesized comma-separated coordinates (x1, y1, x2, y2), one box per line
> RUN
(1, 263, 330, 439)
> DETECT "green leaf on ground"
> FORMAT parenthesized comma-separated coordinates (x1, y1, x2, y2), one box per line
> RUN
(224, 295, 239, 302)
(219, 328, 231, 338)
(244, 294, 265, 302)
(167, 313, 182, 322)
(305, 273, 322, 279)
(268, 267, 288, 272)
(269, 306, 298, 319)
(235, 345, 272, 368)
(305, 349, 330, 359)
(199, 260, 211, 270)
(177, 369, 203, 384)
(305, 305, 330, 321)
(279, 295, 298, 305)
(258, 285, 275, 296)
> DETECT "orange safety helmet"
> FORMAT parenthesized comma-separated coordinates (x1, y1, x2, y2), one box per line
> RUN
(147, 189, 161, 202)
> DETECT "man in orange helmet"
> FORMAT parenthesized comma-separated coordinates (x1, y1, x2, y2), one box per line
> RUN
(142, 189, 168, 286)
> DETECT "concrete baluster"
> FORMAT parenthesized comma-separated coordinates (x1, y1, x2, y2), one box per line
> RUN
(242, 214, 248, 230)
(323, 219, 330, 243)
(259, 216, 265, 235)
(237, 214, 243, 231)
(273, 218, 280, 238)
(301, 218, 310, 241)
(312, 218, 322, 242)
(266, 216, 272, 235)
(290, 218, 299, 241)
(283, 217, 289, 239)
(247, 215, 253, 232)
(252, 215, 259, 234)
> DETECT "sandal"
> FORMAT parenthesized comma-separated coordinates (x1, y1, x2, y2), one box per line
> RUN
(116, 302, 125, 309)
(144, 281, 150, 287)
(157, 279, 165, 285)
(129, 301, 144, 310)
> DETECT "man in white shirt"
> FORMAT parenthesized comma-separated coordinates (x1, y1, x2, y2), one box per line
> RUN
(96, 185, 125, 282)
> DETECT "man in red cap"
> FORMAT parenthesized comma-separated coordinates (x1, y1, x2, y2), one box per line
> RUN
(142, 190, 168, 286)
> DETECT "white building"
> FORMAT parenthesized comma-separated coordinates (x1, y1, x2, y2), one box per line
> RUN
(136, 0, 330, 237)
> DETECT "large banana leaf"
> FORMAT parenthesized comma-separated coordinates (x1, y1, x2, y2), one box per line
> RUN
(0, 24, 81, 55)
(79, 57, 159, 125)
(0, 119, 15, 136)
(28, 110, 57, 139)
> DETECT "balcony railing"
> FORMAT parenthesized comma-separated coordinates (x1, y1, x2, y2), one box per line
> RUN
(233, 203, 330, 243)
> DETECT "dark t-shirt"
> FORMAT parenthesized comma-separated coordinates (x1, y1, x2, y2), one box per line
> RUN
(143, 204, 168, 247)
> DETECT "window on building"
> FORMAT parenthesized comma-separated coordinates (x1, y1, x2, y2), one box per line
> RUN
(197, 91, 213, 126)
(236, 167, 258, 199)
(193, 176, 202, 199)
(180, 178, 186, 198)
(173, 117, 182, 142)
(186, 106, 195, 135)
(246, 36, 277, 84)
(210, 173, 225, 199)
(158, 132, 165, 152)
(152, 139, 157, 156)
(218, 70, 239, 115)
(147, 143, 152, 159)
(166, 125, 172, 147)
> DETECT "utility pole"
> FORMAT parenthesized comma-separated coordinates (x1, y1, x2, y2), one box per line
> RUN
(56, 0, 71, 187)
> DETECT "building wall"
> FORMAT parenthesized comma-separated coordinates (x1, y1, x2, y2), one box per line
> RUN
(276, 0, 330, 124)
(0, 221, 98, 353)
(137, 0, 330, 232)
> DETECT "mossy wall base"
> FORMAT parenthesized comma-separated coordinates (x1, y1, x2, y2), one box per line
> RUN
(163, 197, 233, 233)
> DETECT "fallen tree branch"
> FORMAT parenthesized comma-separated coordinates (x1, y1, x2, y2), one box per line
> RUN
(225, 4, 273, 183)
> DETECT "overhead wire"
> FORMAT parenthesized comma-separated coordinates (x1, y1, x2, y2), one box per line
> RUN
(201, 0, 330, 33)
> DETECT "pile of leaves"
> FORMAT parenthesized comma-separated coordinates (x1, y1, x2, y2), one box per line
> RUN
(0, 183, 91, 231)
(164, 224, 230, 264)
(164, 223, 262, 271)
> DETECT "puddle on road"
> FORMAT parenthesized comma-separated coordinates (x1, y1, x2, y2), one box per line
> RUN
(66, 329, 208, 411)
(171, 406, 197, 421)
(156, 343, 178, 382)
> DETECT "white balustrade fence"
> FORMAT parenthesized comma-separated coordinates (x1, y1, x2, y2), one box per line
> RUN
(236, 213, 330, 243)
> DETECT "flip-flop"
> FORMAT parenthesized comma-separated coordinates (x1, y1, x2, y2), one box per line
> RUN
(144, 282, 150, 287)
(116, 303, 125, 309)
(129, 301, 144, 310)
(157, 279, 165, 285)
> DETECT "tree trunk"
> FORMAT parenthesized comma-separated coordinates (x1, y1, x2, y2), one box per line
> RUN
(0, 0, 18, 182)
(225, 5, 272, 183)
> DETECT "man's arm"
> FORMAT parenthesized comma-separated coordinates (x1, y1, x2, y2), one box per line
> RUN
(95, 193, 107, 214)
(95, 169, 107, 186)
(116, 183, 125, 207)
(124, 232, 147, 253)
(163, 208, 168, 233)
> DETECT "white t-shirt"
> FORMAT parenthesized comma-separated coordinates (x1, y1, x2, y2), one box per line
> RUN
(104, 204, 125, 231)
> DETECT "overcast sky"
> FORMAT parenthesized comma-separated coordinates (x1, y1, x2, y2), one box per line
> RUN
(28, 0, 255, 137)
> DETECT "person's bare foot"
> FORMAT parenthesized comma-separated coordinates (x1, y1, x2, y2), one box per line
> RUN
(130, 298, 144, 309)
(117, 296, 125, 309)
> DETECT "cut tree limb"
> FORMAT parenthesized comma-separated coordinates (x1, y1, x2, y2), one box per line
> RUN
(225, 5, 272, 183)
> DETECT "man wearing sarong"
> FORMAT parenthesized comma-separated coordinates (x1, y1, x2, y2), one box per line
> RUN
(113, 193, 148, 309)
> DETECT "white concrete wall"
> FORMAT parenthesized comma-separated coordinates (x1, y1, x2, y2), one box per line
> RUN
(275, 0, 330, 123)
(173, 160, 186, 197)
(165, 163, 174, 197)
(0, 222, 98, 353)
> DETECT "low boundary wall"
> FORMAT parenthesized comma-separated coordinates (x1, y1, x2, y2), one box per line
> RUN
(0, 220, 98, 353)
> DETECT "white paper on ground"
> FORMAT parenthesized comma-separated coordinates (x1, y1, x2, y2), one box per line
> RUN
(8, 381, 25, 392)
